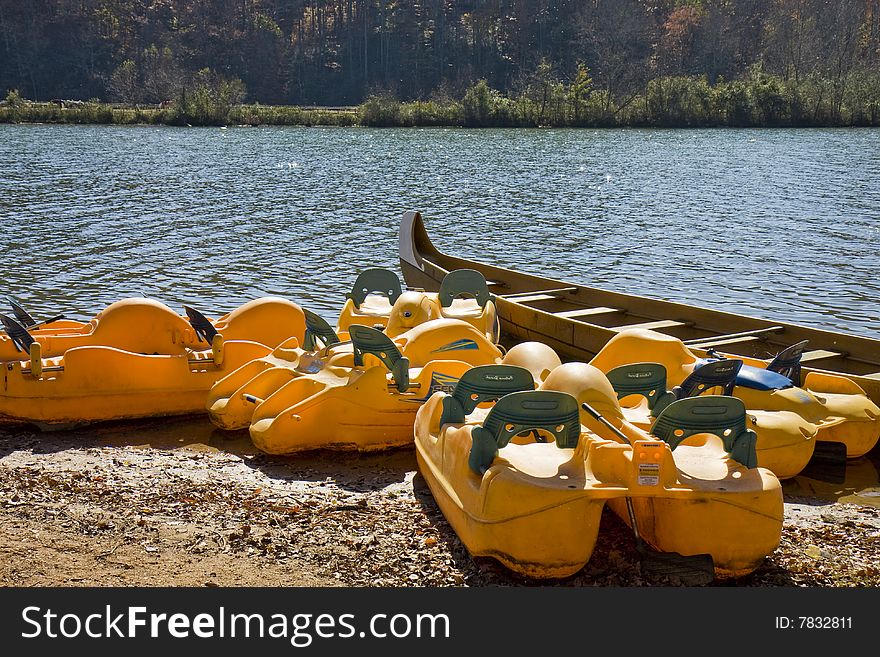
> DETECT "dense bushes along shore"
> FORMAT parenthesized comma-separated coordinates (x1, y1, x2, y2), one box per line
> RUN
(3, 70, 879, 128)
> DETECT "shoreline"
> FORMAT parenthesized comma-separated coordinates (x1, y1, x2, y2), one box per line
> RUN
(2, 418, 878, 587)
(2, 99, 878, 130)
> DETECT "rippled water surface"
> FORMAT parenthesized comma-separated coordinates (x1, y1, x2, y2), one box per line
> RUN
(0, 124, 878, 334)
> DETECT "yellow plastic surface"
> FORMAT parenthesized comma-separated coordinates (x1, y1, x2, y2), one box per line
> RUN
(250, 358, 473, 454)
(209, 318, 504, 431)
(0, 339, 272, 427)
(337, 289, 498, 344)
(0, 297, 307, 361)
(414, 361, 783, 579)
(590, 329, 880, 459)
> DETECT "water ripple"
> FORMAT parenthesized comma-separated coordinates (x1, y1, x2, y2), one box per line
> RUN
(0, 125, 877, 336)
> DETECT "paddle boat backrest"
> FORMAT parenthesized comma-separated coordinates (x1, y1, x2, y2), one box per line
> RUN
(766, 340, 810, 383)
(7, 296, 66, 329)
(349, 324, 410, 392)
(183, 305, 219, 343)
(674, 358, 743, 399)
(438, 269, 491, 309)
(0, 313, 35, 354)
(606, 362, 678, 416)
(303, 309, 341, 351)
(440, 365, 535, 427)
(346, 268, 403, 309)
(650, 395, 758, 468)
(468, 390, 581, 474)
(7, 296, 38, 328)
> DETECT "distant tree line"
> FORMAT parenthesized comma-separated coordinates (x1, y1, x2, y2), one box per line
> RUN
(0, 1, 878, 126)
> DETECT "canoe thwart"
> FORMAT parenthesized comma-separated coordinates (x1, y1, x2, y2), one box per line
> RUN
(500, 286, 579, 300)
(684, 326, 786, 348)
(799, 349, 845, 363)
(610, 319, 692, 332)
(552, 306, 623, 319)
(687, 335, 763, 349)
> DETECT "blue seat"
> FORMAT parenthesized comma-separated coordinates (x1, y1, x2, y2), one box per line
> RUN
(675, 358, 742, 398)
(696, 358, 795, 392)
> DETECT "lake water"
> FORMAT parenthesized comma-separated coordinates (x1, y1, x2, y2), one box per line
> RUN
(2, 123, 879, 503)
(0, 124, 878, 336)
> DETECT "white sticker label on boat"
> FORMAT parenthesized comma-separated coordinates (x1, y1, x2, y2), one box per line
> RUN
(638, 463, 660, 486)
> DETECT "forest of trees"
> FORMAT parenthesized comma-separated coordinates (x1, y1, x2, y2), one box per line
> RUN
(1, 1, 879, 126)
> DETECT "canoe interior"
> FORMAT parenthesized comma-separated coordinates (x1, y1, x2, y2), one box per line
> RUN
(399, 211, 880, 400)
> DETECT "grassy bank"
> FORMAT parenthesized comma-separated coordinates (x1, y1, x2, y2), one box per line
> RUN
(3, 72, 879, 128)
(0, 99, 359, 127)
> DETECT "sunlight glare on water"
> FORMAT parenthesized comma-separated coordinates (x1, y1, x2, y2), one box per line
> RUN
(0, 124, 877, 335)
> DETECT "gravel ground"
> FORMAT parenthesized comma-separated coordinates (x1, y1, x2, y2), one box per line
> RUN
(1, 416, 878, 587)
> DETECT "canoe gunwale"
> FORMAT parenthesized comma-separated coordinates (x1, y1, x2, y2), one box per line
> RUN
(398, 211, 880, 404)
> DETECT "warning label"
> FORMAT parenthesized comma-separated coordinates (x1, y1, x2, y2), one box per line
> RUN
(638, 463, 661, 486)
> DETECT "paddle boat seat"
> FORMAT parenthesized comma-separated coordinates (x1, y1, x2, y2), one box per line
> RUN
(591, 328, 880, 459)
(207, 316, 505, 431)
(6, 296, 77, 332)
(766, 339, 811, 383)
(415, 360, 782, 580)
(0, 296, 307, 362)
(605, 359, 816, 479)
(302, 308, 343, 351)
(0, 313, 273, 429)
(432, 269, 499, 343)
(247, 324, 477, 454)
(336, 268, 404, 332)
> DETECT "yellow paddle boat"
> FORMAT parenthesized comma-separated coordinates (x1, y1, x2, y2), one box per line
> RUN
(0, 296, 307, 362)
(208, 310, 504, 431)
(336, 268, 406, 333)
(335, 266, 498, 342)
(428, 268, 499, 343)
(603, 359, 818, 480)
(590, 329, 880, 459)
(414, 361, 783, 580)
(0, 312, 272, 429)
(248, 325, 486, 454)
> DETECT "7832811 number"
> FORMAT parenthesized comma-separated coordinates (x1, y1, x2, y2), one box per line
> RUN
(799, 617, 851, 629)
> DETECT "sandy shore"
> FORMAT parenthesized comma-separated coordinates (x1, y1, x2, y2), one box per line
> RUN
(1, 416, 878, 587)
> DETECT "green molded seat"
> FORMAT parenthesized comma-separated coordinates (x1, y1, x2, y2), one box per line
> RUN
(468, 390, 581, 474)
(649, 395, 758, 468)
(183, 305, 219, 343)
(346, 268, 403, 309)
(0, 313, 35, 354)
(606, 362, 678, 416)
(675, 358, 742, 398)
(440, 365, 535, 427)
(303, 309, 341, 351)
(438, 269, 491, 309)
(348, 324, 410, 393)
